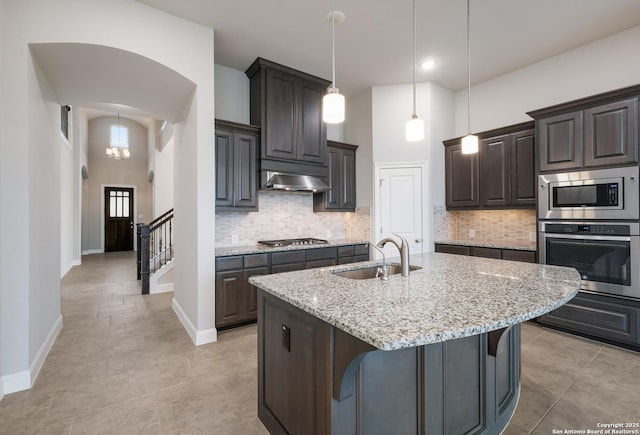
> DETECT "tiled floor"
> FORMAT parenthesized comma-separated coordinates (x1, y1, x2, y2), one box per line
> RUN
(0, 252, 638, 434)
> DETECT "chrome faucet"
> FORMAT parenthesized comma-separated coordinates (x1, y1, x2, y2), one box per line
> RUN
(370, 244, 389, 281)
(376, 233, 410, 277)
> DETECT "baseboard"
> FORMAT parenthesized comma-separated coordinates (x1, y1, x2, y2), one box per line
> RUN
(0, 315, 63, 399)
(0, 370, 31, 397)
(172, 298, 217, 346)
(81, 249, 104, 255)
(61, 260, 81, 279)
(30, 315, 63, 387)
(150, 283, 173, 294)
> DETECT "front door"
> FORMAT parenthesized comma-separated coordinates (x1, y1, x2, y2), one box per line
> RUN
(105, 187, 134, 252)
(376, 165, 425, 258)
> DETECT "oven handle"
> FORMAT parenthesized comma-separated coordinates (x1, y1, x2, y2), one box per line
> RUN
(543, 233, 632, 242)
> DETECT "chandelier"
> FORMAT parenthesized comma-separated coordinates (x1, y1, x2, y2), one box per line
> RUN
(106, 113, 131, 160)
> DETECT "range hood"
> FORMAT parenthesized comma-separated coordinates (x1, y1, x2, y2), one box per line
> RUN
(261, 171, 330, 192)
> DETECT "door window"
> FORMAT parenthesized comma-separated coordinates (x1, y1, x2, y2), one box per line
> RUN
(109, 190, 131, 218)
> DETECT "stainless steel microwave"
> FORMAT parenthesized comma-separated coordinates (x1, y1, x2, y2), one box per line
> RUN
(538, 167, 639, 220)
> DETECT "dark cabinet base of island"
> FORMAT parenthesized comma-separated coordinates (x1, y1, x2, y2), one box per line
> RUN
(258, 290, 522, 435)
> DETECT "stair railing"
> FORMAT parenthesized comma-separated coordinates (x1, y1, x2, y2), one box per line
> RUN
(137, 208, 174, 294)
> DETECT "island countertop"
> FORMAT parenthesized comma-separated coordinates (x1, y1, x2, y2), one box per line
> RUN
(249, 252, 580, 351)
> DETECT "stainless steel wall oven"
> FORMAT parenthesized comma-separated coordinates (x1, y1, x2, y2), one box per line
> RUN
(539, 221, 640, 299)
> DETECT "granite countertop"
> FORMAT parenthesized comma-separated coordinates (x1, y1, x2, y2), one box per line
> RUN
(215, 239, 369, 257)
(435, 239, 537, 251)
(249, 252, 580, 351)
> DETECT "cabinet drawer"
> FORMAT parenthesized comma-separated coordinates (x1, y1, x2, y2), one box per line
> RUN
(245, 253, 269, 268)
(353, 254, 369, 263)
(216, 256, 243, 272)
(306, 259, 336, 269)
(306, 247, 337, 261)
(435, 244, 470, 256)
(338, 245, 355, 257)
(271, 262, 306, 274)
(354, 244, 369, 256)
(502, 250, 536, 263)
(271, 250, 306, 265)
(539, 293, 640, 345)
(471, 247, 502, 259)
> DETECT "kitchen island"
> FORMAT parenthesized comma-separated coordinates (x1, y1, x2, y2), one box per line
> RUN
(250, 253, 580, 435)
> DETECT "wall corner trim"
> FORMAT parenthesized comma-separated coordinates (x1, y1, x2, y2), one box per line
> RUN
(172, 298, 218, 346)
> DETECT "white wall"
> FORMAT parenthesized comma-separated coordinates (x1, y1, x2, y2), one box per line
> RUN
(214, 64, 249, 124)
(28, 48, 62, 384)
(370, 82, 455, 253)
(83, 116, 152, 253)
(0, 0, 215, 394)
(454, 24, 640, 135)
(344, 90, 373, 208)
(60, 115, 74, 277)
(73, 107, 89, 265)
(153, 136, 175, 218)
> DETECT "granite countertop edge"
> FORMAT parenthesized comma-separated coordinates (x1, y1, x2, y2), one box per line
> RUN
(435, 239, 537, 251)
(215, 239, 370, 257)
(250, 253, 580, 351)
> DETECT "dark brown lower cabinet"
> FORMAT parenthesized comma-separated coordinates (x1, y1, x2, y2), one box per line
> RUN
(215, 270, 244, 328)
(258, 290, 521, 435)
(435, 243, 536, 263)
(538, 292, 640, 348)
(216, 244, 370, 329)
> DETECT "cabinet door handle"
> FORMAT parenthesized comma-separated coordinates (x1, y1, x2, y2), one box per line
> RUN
(282, 324, 291, 352)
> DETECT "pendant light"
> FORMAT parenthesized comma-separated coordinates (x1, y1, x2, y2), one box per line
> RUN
(406, 0, 424, 142)
(461, 0, 478, 155)
(323, 0, 345, 124)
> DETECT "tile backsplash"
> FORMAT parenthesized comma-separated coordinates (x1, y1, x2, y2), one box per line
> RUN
(215, 191, 371, 246)
(433, 205, 536, 243)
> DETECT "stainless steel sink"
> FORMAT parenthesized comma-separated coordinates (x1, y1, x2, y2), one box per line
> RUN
(333, 265, 420, 280)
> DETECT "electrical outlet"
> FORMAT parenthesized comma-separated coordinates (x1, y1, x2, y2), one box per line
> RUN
(529, 231, 537, 242)
(326, 230, 332, 239)
(468, 229, 475, 238)
(232, 235, 238, 244)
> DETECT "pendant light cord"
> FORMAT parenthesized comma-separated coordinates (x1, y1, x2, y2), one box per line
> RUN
(331, 0, 336, 89)
(467, 0, 472, 135)
(412, 0, 417, 116)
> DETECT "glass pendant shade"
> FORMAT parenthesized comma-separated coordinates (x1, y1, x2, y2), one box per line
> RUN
(406, 116, 424, 142)
(323, 88, 345, 124)
(461, 134, 479, 154)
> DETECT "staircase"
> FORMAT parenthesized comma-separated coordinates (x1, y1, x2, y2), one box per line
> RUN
(137, 209, 174, 294)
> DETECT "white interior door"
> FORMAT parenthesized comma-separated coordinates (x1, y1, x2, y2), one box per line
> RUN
(376, 165, 425, 259)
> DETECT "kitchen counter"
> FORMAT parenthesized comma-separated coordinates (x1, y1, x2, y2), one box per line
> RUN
(251, 253, 580, 435)
(214, 238, 369, 257)
(250, 252, 579, 350)
(435, 238, 537, 251)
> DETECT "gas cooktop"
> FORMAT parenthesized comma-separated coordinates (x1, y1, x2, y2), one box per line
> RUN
(258, 238, 329, 247)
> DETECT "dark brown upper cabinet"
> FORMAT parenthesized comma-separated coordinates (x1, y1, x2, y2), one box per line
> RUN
(215, 120, 259, 212)
(510, 129, 536, 205)
(528, 86, 640, 172)
(480, 134, 510, 207)
(444, 122, 535, 210)
(584, 98, 638, 167)
(445, 143, 479, 208)
(314, 141, 357, 212)
(246, 58, 331, 176)
(536, 111, 583, 172)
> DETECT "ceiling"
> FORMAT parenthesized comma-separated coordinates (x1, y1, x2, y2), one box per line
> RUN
(137, 0, 640, 97)
(30, 42, 195, 124)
